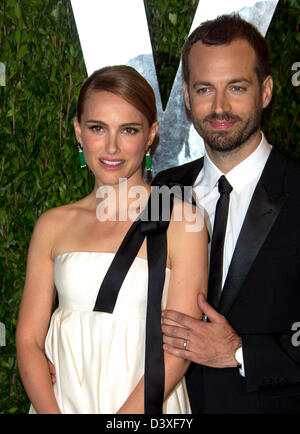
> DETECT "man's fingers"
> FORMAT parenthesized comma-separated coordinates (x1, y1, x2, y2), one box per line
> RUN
(48, 363, 55, 374)
(162, 309, 200, 329)
(198, 293, 222, 322)
(47, 359, 56, 383)
(163, 343, 194, 362)
(162, 334, 186, 350)
(47, 359, 55, 373)
(163, 332, 200, 354)
(161, 323, 190, 339)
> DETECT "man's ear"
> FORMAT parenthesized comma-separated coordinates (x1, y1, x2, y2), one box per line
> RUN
(261, 75, 273, 109)
(73, 117, 82, 144)
(182, 80, 191, 111)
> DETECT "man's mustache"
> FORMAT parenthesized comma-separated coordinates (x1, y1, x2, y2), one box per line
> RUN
(204, 113, 242, 122)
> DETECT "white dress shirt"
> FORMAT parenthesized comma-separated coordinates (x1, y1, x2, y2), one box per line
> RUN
(192, 132, 272, 375)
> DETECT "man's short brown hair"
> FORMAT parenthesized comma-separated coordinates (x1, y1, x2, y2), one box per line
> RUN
(182, 13, 270, 85)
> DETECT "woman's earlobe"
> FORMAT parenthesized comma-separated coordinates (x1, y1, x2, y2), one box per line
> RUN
(146, 121, 159, 153)
(151, 121, 159, 141)
(74, 117, 82, 143)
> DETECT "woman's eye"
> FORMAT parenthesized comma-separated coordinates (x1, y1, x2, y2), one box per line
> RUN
(122, 127, 138, 135)
(89, 125, 104, 133)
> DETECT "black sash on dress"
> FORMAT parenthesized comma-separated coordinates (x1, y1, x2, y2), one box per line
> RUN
(93, 190, 174, 414)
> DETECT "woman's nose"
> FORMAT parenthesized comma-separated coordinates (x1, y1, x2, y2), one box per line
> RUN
(105, 132, 119, 155)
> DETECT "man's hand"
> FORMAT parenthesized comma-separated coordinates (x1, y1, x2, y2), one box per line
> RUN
(47, 358, 56, 384)
(162, 294, 241, 368)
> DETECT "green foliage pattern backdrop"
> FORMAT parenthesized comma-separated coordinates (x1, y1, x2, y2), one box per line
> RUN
(0, 0, 299, 413)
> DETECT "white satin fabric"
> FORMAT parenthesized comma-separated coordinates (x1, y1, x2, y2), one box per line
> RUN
(29, 252, 190, 414)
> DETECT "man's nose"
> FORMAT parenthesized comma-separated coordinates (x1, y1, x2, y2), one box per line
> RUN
(213, 90, 231, 115)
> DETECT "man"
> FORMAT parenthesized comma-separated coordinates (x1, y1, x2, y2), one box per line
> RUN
(154, 14, 300, 413)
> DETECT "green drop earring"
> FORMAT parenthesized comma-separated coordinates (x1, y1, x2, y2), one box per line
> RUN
(145, 146, 152, 172)
(78, 143, 86, 168)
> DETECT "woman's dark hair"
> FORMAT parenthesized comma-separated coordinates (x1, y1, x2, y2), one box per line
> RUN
(182, 14, 270, 85)
(76, 65, 157, 125)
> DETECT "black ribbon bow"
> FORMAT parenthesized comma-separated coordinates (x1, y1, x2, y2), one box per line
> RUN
(93, 192, 174, 413)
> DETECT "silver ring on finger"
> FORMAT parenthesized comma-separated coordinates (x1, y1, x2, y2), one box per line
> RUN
(183, 339, 187, 350)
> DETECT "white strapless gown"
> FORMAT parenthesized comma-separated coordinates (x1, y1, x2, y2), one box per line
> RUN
(29, 252, 191, 414)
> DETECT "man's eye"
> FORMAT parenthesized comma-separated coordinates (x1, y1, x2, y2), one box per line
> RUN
(197, 88, 209, 94)
(232, 86, 244, 92)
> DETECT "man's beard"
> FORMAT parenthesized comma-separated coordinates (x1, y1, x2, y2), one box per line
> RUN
(191, 108, 262, 153)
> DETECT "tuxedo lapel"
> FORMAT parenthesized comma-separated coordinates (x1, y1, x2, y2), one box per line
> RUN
(218, 148, 288, 316)
(152, 157, 203, 188)
(151, 157, 204, 206)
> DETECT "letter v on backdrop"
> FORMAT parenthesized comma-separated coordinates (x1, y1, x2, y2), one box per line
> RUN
(70, 0, 278, 177)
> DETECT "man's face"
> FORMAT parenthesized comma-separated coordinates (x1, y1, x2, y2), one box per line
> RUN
(183, 39, 272, 154)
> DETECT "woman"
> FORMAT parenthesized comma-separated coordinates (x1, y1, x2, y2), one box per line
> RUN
(16, 65, 208, 414)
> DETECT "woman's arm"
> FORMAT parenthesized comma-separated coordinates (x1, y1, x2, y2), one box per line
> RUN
(117, 200, 208, 413)
(16, 211, 61, 414)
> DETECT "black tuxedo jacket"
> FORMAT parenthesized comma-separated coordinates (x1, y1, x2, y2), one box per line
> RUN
(152, 147, 300, 413)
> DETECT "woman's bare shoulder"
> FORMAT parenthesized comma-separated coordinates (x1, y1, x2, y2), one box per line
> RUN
(31, 198, 88, 243)
(170, 197, 206, 233)
(34, 205, 69, 230)
(167, 197, 208, 264)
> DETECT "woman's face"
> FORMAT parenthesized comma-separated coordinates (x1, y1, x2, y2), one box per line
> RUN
(74, 90, 158, 187)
